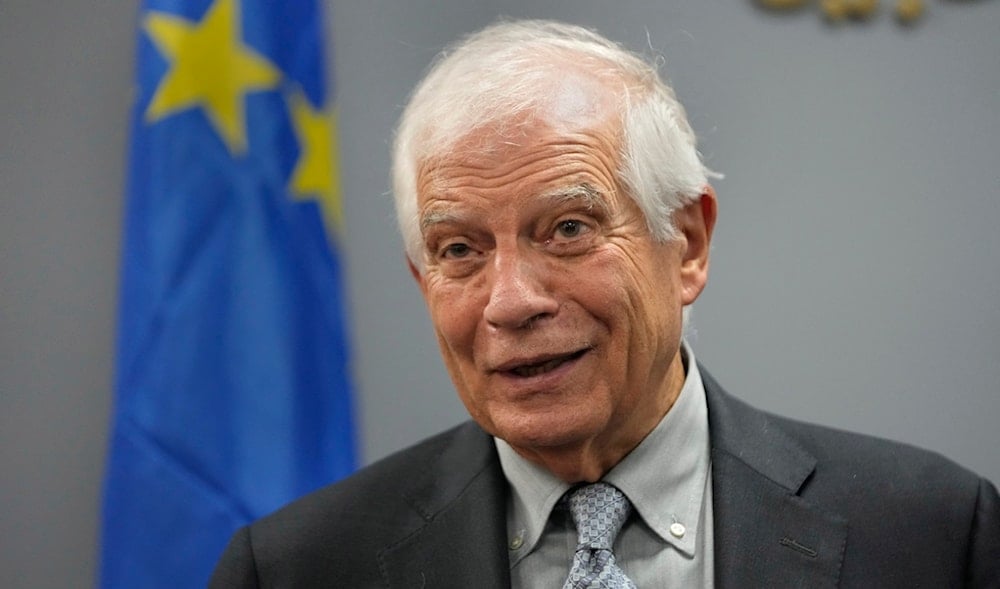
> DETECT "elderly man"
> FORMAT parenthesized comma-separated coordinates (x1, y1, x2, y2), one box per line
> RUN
(211, 20, 998, 587)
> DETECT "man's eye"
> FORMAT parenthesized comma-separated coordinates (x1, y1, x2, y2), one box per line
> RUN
(555, 220, 586, 239)
(441, 243, 471, 258)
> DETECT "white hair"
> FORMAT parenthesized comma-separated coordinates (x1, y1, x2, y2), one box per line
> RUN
(392, 19, 716, 270)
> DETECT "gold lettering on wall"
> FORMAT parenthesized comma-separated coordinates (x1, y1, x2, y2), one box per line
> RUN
(755, 0, 930, 25)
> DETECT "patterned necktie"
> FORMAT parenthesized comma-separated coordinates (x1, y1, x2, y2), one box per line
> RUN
(563, 482, 637, 589)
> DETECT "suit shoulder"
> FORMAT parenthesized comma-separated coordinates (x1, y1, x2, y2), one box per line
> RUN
(235, 421, 486, 584)
(771, 411, 983, 495)
(259, 421, 475, 528)
(701, 367, 986, 498)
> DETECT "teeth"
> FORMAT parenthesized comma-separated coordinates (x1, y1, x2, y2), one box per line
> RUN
(512, 356, 567, 377)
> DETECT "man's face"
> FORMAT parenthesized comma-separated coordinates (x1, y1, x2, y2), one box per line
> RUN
(410, 80, 712, 479)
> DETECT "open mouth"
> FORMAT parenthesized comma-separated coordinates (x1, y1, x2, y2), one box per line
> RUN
(507, 349, 589, 378)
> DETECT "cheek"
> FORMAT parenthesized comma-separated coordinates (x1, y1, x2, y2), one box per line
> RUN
(626, 241, 682, 312)
(585, 244, 669, 314)
(598, 247, 681, 354)
(424, 278, 485, 361)
(425, 287, 484, 411)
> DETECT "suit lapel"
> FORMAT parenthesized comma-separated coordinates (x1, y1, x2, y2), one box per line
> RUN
(379, 422, 511, 589)
(703, 369, 847, 588)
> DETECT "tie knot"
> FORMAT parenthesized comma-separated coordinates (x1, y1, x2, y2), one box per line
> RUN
(567, 482, 632, 550)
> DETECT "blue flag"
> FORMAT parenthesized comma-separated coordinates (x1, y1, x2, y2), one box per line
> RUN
(100, 0, 356, 586)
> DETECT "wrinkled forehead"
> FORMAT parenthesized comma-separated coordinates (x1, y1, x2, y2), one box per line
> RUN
(416, 124, 623, 209)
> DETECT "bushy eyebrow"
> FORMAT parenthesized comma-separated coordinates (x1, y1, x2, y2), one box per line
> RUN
(419, 209, 461, 233)
(538, 183, 611, 217)
(419, 183, 612, 233)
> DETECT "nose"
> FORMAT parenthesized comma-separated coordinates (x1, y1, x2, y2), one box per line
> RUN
(483, 247, 559, 330)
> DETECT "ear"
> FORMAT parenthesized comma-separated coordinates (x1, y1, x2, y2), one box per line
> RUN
(676, 186, 717, 306)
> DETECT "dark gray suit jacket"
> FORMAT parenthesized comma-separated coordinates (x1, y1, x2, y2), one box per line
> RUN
(211, 371, 1000, 587)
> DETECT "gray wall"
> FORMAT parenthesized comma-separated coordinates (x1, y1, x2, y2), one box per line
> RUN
(2, 1, 998, 586)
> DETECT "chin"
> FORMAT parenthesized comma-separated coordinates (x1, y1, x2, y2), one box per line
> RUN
(488, 406, 606, 451)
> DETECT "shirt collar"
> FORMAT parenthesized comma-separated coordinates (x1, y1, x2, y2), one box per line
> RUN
(495, 342, 712, 562)
(495, 438, 569, 564)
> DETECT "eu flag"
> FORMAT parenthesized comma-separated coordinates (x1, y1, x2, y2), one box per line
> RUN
(100, 0, 356, 586)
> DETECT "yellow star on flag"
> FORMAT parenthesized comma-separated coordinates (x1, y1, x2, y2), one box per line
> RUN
(287, 89, 344, 235)
(143, 0, 281, 154)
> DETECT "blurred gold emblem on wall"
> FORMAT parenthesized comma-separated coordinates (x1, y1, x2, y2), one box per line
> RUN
(756, 0, 926, 25)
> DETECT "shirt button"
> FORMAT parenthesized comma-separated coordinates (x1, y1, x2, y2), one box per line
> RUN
(509, 534, 524, 550)
(669, 522, 686, 538)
